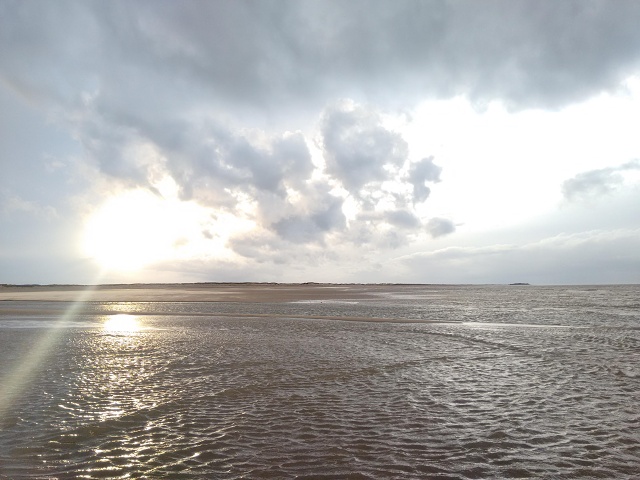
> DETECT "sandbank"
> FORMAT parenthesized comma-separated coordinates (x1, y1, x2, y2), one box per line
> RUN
(0, 283, 402, 303)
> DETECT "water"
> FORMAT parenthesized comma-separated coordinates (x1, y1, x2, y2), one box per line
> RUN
(0, 285, 638, 478)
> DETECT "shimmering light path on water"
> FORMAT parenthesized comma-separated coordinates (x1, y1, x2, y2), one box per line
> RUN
(0, 285, 638, 478)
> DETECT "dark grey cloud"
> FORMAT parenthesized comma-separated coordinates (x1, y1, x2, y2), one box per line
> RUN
(4, 0, 640, 121)
(425, 217, 456, 238)
(562, 160, 640, 201)
(135, 1, 634, 109)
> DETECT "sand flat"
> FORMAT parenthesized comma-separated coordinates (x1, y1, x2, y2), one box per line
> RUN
(0, 283, 391, 303)
(1, 285, 638, 478)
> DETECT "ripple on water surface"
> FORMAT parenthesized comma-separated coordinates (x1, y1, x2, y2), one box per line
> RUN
(0, 286, 638, 478)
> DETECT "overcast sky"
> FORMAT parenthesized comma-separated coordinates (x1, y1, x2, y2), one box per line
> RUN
(2, 0, 640, 285)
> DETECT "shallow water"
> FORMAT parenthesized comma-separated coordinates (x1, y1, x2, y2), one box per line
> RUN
(0, 285, 638, 478)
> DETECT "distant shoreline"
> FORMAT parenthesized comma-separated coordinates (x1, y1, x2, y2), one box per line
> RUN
(0, 283, 437, 303)
(1, 281, 466, 288)
(0, 282, 637, 303)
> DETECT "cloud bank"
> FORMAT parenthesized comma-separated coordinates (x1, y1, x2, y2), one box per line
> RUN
(5, 1, 640, 111)
(562, 160, 640, 201)
(396, 229, 640, 285)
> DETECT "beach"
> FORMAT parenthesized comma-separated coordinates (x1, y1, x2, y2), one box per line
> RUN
(1, 284, 638, 478)
(0, 282, 391, 303)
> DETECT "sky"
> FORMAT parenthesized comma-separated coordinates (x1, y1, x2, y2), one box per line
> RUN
(1, 0, 640, 285)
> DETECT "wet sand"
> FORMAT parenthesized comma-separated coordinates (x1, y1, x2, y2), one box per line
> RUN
(0, 283, 443, 323)
(1, 285, 638, 478)
(0, 284, 640, 480)
(0, 283, 400, 303)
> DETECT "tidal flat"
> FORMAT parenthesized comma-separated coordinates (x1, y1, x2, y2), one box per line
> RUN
(1, 284, 638, 478)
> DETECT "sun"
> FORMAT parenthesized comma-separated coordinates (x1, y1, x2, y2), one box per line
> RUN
(82, 184, 257, 272)
(82, 189, 208, 271)
(83, 190, 172, 271)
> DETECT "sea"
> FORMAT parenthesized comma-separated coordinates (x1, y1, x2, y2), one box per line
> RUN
(0, 284, 638, 479)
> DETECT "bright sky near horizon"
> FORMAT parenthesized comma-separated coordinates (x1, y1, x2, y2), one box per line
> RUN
(1, 1, 640, 285)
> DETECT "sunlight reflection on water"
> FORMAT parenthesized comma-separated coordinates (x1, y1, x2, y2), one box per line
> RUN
(103, 314, 142, 333)
(0, 285, 638, 479)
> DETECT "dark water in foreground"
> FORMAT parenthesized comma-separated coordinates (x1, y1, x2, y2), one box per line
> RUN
(0, 285, 638, 479)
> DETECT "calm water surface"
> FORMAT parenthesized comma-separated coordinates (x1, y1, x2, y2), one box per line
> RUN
(0, 285, 638, 478)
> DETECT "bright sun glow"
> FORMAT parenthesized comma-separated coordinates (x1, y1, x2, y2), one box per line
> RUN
(83, 189, 207, 271)
(103, 314, 141, 333)
(82, 186, 256, 272)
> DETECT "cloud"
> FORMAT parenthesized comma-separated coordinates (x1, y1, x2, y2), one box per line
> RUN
(3, 1, 639, 284)
(272, 184, 346, 244)
(228, 227, 343, 269)
(318, 102, 444, 245)
(396, 229, 640, 284)
(562, 159, 640, 201)
(4, 1, 640, 119)
(321, 101, 408, 193)
(408, 156, 442, 203)
(137, 1, 640, 110)
(384, 210, 421, 229)
(70, 103, 315, 202)
(0, 192, 58, 219)
(425, 217, 456, 238)
(69, 93, 446, 257)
